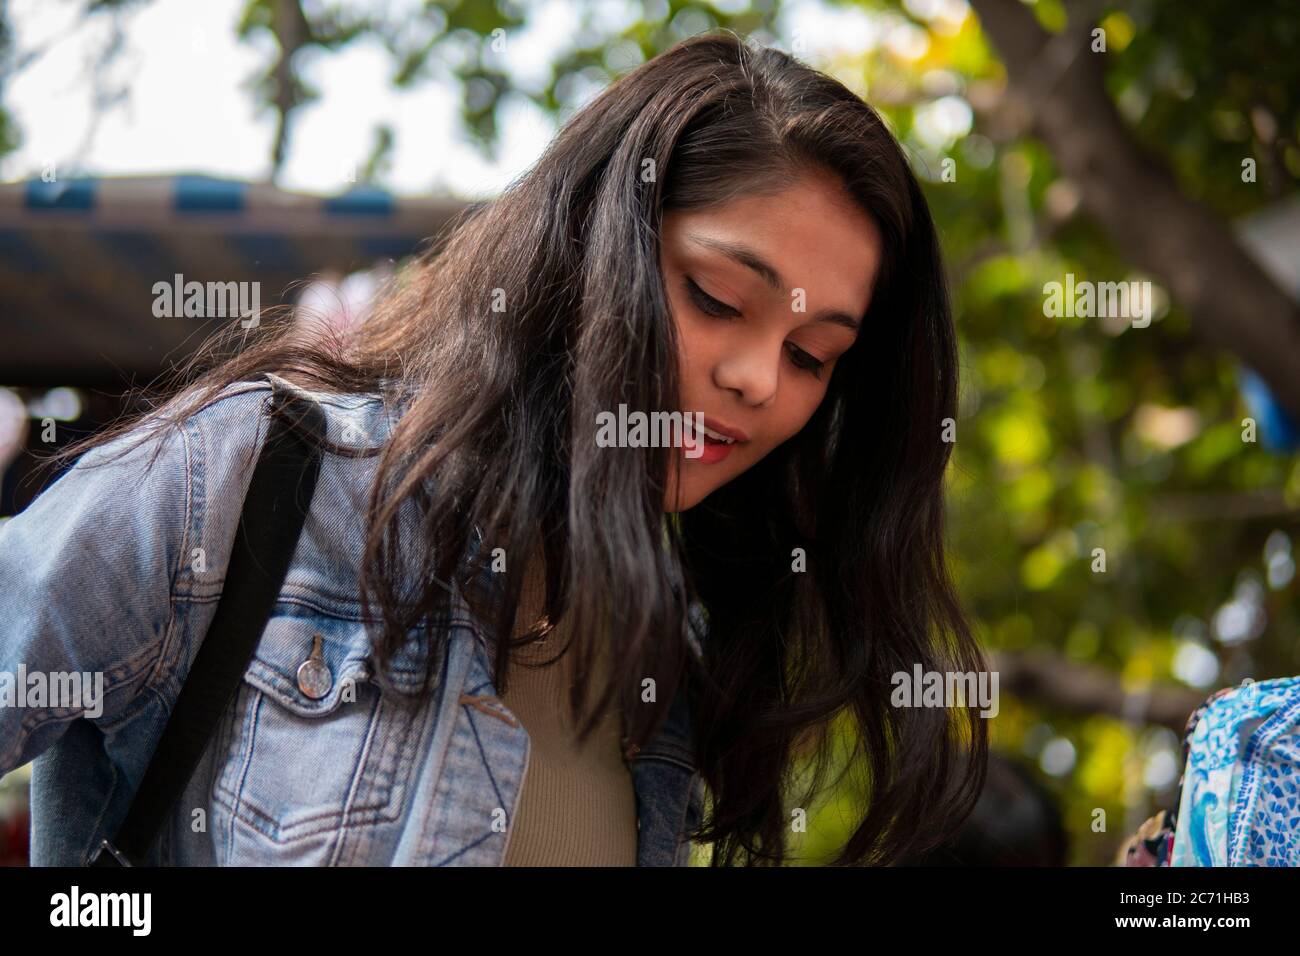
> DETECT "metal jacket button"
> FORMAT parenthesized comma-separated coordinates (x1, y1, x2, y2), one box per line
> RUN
(296, 633, 333, 700)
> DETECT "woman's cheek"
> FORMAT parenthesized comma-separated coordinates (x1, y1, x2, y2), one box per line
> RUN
(777, 381, 830, 443)
(672, 303, 710, 366)
(679, 320, 729, 383)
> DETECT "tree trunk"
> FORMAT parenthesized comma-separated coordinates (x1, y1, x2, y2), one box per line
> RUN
(969, 0, 1300, 421)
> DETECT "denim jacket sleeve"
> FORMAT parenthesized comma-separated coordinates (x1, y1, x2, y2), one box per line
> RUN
(0, 414, 191, 776)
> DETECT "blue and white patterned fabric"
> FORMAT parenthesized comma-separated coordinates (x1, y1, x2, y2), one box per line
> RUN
(1171, 676, 1300, 867)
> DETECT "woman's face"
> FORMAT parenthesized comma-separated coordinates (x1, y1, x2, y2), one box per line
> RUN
(660, 170, 884, 512)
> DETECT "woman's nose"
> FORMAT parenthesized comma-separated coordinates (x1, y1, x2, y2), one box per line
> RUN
(712, 337, 781, 407)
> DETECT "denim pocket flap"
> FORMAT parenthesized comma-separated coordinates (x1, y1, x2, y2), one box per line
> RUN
(242, 609, 378, 717)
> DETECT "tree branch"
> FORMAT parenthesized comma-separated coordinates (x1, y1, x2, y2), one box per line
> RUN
(267, 0, 313, 177)
(995, 649, 1206, 734)
(969, 0, 1300, 421)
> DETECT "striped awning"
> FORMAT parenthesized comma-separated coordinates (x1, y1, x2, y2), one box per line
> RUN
(0, 175, 475, 386)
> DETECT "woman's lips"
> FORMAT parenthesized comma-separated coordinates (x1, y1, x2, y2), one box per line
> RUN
(682, 428, 737, 464)
(701, 416, 750, 443)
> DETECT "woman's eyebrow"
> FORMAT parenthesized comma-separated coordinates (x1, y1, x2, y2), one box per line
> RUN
(685, 233, 862, 332)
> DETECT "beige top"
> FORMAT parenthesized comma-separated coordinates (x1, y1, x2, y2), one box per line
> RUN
(498, 558, 638, 866)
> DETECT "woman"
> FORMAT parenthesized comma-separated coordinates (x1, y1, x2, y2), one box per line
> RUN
(0, 31, 987, 866)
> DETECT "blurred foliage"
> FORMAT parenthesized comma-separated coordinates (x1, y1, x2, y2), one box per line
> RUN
(6, 0, 1300, 867)
(226, 0, 779, 177)
(793, 0, 1300, 866)
(0, 2, 19, 161)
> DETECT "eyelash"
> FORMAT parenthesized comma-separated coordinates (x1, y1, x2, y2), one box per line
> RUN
(683, 276, 827, 378)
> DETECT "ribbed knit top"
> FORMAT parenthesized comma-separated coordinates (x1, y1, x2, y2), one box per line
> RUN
(498, 558, 638, 866)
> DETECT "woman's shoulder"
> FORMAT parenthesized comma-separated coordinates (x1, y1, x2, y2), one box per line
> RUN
(189, 371, 388, 421)
(153, 372, 396, 457)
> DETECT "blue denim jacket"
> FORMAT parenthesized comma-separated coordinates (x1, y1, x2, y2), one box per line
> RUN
(0, 373, 705, 866)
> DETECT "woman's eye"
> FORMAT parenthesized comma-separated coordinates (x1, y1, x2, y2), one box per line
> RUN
(786, 343, 826, 378)
(684, 276, 740, 320)
(682, 274, 826, 378)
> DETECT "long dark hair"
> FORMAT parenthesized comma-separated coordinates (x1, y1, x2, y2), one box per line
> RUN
(46, 30, 986, 866)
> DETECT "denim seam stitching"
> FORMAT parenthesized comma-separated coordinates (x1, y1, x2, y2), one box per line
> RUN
(143, 418, 196, 699)
(328, 688, 386, 866)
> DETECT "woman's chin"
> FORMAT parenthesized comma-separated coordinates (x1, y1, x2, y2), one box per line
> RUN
(662, 477, 701, 512)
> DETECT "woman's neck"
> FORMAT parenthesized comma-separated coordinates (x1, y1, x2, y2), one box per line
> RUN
(512, 541, 554, 642)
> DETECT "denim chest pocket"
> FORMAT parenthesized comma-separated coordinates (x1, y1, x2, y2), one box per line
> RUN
(212, 606, 431, 847)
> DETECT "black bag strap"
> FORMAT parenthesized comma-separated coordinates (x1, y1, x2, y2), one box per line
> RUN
(87, 383, 326, 866)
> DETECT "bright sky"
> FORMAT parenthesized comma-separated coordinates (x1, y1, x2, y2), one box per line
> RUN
(1, 0, 902, 200)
